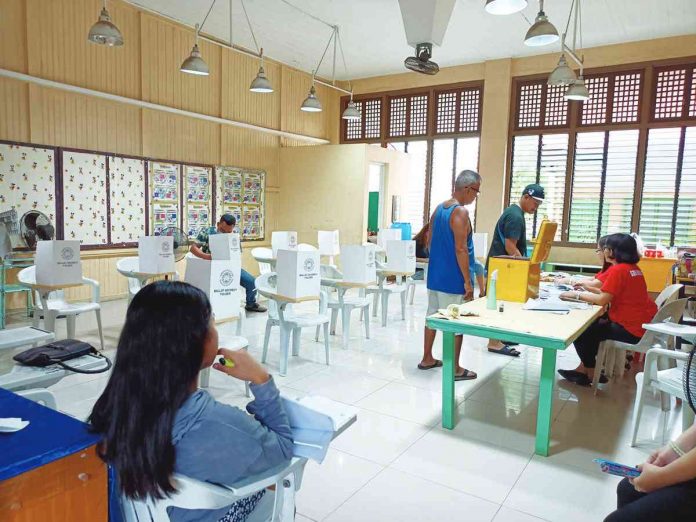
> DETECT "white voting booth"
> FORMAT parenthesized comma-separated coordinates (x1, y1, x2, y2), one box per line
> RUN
(386, 240, 416, 273)
(377, 229, 401, 250)
(318, 230, 340, 257)
(138, 236, 175, 275)
(473, 232, 489, 260)
(276, 249, 320, 299)
(341, 245, 376, 284)
(35, 240, 82, 285)
(272, 231, 298, 257)
(185, 233, 241, 321)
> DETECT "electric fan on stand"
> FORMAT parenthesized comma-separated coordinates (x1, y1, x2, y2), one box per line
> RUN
(20, 210, 55, 249)
(159, 226, 190, 263)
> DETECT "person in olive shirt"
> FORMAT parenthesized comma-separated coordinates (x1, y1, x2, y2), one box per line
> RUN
(486, 183, 544, 356)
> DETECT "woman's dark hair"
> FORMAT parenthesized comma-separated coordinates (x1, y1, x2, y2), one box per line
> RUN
(89, 280, 212, 500)
(598, 235, 611, 273)
(413, 222, 430, 246)
(603, 233, 641, 264)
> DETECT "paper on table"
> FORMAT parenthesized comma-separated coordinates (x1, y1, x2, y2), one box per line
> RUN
(0, 417, 29, 432)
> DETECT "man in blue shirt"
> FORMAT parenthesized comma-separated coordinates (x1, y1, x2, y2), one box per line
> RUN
(418, 170, 481, 381)
(190, 214, 267, 312)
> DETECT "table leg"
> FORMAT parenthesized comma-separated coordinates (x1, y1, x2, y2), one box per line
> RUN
(535, 347, 557, 456)
(442, 331, 456, 429)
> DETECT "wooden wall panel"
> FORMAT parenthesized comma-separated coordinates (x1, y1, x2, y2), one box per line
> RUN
(25, 0, 141, 98)
(281, 66, 340, 140)
(28, 85, 141, 156)
(0, 0, 27, 72)
(220, 127, 279, 185)
(142, 109, 220, 165)
(0, 78, 30, 142)
(140, 14, 221, 117)
(221, 49, 281, 129)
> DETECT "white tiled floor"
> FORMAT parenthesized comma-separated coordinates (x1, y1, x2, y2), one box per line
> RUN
(1, 285, 689, 522)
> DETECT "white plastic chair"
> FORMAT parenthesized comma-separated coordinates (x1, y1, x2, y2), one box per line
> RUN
(297, 243, 317, 252)
(17, 388, 57, 410)
(593, 299, 688, 393)
(406, 260, 429, 305)
(116, 257, 148, 303)
(256, 272, 330, 376)
(252, 247, 274, 275)
(630, 347, 696, 446)
(319, 265, 370, 347)
(365, 261, 408, 327)
(199, 334, 250, 397)
(122, 458, 307, 522)
(18, 266, 105, 351)
(654, 284, 683, 308)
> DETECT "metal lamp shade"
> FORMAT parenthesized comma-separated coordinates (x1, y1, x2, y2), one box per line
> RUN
(565, 78, 590, 101)
(180, 44, 209, 76)
(524, 12, 559, 46)
(485, 0, 528, 15)
(342, 100, 361, 120)
(250, 66, 273, 93)
(87, 7, 123, 46)
(548, 54, 576, 85)
(301, 85, 322, 112)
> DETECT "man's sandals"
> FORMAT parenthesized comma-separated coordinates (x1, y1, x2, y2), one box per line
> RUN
(417, 360, 477, 380)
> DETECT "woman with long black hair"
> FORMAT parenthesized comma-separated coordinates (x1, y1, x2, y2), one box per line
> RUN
(90, 280, 293, 522)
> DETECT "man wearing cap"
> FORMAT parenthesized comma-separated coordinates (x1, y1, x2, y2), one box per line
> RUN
(190, 214, 267, 313)
(485, 183, 544, 356)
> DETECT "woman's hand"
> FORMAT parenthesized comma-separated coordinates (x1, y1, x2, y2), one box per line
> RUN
(559, 291, 577, 301)
(631, 462, 666, 493)
(647, 446, 680, 467)
(213, 348, 270, 385)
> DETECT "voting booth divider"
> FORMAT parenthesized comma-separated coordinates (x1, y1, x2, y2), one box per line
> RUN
(35, 240, 83, 286)
(185, 233, 241, 321)
(272, 231, 298, 256)
(341, 245, 377, 284)
(276, 249, 320, 300)
(377, 229, 401, 250)
(138, 236, 176, 275)
(385, 240, 416, 273)
(318, 230, 340, 257)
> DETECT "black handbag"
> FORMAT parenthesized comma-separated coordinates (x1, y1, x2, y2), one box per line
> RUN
(13, 339, 112, 374)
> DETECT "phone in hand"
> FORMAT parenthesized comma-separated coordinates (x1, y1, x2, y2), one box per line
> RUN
(593, 459, 641, 478)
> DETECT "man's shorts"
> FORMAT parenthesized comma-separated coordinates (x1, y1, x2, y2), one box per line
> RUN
(427, 290, 464, 317)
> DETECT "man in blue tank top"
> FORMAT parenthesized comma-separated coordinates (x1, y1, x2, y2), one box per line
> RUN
(418, 170, 481, 381)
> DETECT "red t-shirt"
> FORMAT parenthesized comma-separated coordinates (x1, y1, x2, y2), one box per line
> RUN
(601, 263, 657, 337)
(595, 269, 610, 283)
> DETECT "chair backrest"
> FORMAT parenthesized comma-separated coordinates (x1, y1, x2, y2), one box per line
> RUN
(652, 298, 689, 325)
(17, 265, 36, 285)
(320, 264, 342, 279)
(655, 284, 683, 308)
(256, 272, 281, 319)
(297, 243, 317, 252)
(117, 257, 145, 296)
(252, 247, 274, 275)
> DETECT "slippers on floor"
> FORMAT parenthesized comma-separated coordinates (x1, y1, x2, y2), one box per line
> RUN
(455, 369, 477, 381)
(488, 346, 521, 357)
(417, 360, 443, 370)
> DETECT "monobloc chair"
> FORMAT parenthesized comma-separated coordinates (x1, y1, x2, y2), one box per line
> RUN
(406, 260, 429, 304)
(17, 388, 58, 410)
(256, 272, 330, 376)
(319, 264, 370, 347)
(630, 347, 695, 446)
(116, 256, 147, 303)
(655, 284, 684, 308)
(251, 247, 274, 275)
(297, 243, 318, 251)
(18, 266, 105, 351)
(593, 298, 689, 393)
(365, 260, 408, 327)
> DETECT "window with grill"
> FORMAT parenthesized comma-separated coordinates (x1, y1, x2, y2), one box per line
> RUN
(434, 87, 481, 134)
(653, 65, 696, 121)
(509, 134, 567, 240)
(387, 93, 430, 138)
(568, 130, 638, 243)
(514, 81, 568, 130)
(392, 140, 428, 234)
(579, 71, 643, 126)
(639, 126, 696, 246)
(342, 98, 382, 141)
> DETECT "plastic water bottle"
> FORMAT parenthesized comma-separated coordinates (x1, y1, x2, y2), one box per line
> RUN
(487, 270, 498, 310)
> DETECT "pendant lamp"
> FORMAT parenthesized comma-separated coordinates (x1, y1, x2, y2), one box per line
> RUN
(250, 50, 273, 93)
(565, 77, 590, 101)
(301, 78, 322, 112)
(524, 1, 558, 47)
(180, 24, 209, 76)
(342, 94, 361, 120)
(88, 0, 123, 46)
(485, 0, 528, 15)
(547, 54, 576, 85)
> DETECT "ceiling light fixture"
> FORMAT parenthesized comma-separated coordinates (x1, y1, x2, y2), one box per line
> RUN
(300, 26, 337, 114)
(241, 0, 274, 93)
(87, 0, 123, 46)
(484, 0, 528, 15)
(524, 0, 559, 46)
(180, 24, 209, 76)
(301, 75, 322, 112)
(548, 54, 576, 85)
(565, 77, 590, 101)
(342, 93, 361, 120)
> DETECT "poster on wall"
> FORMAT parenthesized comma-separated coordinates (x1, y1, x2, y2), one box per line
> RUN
(0, 144, 57, 236)
(110, 156, 146, 244)
(62, 151, 109, 245)
(184, 165, 212, 239)
(149, 161, 180, 234)
(215, 166, 265, 241)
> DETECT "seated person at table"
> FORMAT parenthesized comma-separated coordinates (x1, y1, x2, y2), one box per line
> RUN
(548, 235, 612, 293)
(604, 422, 696, 521)
(557, 233, 657, 386)
(89, 281, 293, 522)
(190, 214, 267, 313)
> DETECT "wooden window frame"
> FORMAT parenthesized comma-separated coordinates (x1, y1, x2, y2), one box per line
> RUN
(506, 56, 696, 249)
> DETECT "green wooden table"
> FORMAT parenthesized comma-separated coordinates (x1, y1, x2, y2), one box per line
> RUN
(426, 298, 603, 456)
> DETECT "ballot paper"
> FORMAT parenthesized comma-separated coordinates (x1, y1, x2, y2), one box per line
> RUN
(0, 417, 29, 432)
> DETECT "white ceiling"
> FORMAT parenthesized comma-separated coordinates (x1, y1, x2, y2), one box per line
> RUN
(127, 0, 696, 80)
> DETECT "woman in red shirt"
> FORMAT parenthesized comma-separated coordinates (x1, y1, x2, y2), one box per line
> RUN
(558, 233, 657, 387)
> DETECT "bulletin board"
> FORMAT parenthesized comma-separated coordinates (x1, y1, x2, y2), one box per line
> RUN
(110, 156, 147, 245)
(216, 166, 265, 240)
(62, 151, 109, 246)
(149, 161, 180, 236)
(0, 142, 58, 227)
(183, 164, 212, 239)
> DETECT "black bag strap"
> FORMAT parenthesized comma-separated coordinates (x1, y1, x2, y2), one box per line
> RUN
(53, 354, 112, 374)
